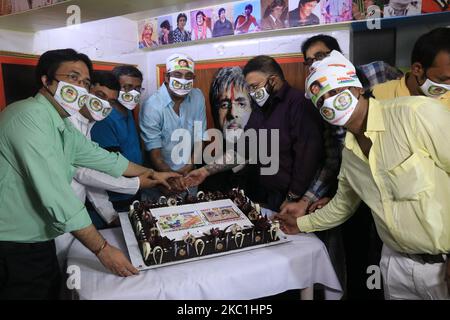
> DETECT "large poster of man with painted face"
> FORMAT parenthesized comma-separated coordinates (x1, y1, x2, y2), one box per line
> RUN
(209, 67, 252, 138)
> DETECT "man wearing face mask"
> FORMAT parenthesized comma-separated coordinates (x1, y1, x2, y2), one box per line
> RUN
(69, 71, 170, 228)
(276, 50, 450, 300)
(0, 49, 180, 299)
(55, 71, 178, 268)
(90, 65, 146, 213)
(140, 53, 208, 197)
(243, 56, 324, 211)
(373, 27, 450, 108)
(186, 56, 324, 211)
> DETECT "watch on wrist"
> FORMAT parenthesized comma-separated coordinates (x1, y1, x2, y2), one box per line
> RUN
(286, 191, 302, 202)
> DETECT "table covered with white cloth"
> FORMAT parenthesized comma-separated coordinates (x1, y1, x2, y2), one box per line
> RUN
(65, 227, 343, 300)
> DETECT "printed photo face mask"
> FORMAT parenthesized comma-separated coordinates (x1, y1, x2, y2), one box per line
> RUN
(84, 94, 113, 121)
(118, 90, 140, 110)
(169, 77, 193, 96)
(319, 89, 359, 126)
(249, 85, 270, 107)
(419, 78, 450, 98)
(53, 81, 89, 116)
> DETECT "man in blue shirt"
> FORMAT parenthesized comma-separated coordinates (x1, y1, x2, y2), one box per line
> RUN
(140, 53, 208, 197)
(91, 65, 144, 211)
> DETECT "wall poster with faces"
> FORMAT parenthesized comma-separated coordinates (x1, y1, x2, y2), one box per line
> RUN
(157, 15, 174, 45)
(211, 4, 235, 38)
(171, 11, 193, 44)
(233, 0, 262, 34)
(383, 0, 422, 17)
(190, 8, 214, 40)
(137, 0, 447, 49)
(288, 0, 353, 26)
(138, 18, 159, 49)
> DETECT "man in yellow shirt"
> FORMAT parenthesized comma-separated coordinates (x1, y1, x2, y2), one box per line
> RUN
(373, 27, 450, 108)
(276, 51, 450, 300)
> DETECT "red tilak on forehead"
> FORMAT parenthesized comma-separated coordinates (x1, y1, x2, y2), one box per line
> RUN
(230, 83, 235, 102)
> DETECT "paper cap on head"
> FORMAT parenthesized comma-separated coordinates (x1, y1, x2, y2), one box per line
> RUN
(166, 53, 195, 73)
(305, 50, 362, 106)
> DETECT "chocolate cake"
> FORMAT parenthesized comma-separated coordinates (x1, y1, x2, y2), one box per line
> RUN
(128, 188, 281, 266)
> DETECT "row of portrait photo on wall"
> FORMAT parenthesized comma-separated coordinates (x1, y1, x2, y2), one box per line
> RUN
(0, 0, 67, 16)
(137, 0, 448, 49)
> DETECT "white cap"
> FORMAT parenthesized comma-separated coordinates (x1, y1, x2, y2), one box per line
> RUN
(166, 53, 195, 73)
(305, 50, 362, 106)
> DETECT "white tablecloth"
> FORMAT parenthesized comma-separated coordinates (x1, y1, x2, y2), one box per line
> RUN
(66, 228, 343, 300)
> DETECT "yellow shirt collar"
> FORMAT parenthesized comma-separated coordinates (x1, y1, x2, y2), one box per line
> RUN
(345, 98, 385, 151)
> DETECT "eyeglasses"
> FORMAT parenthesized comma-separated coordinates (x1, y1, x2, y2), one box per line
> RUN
(121, 85, 145, 93)
(55, 72, 91, 90)
(169, 71, 195, 80)
(303, 51, 331, 67)
(248, 76, 272, 93)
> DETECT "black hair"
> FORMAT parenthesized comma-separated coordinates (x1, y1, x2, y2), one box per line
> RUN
(35, 48, 93, 88)
(245, 4, 253, 11)
(112, 65, 143, 81)
(210, 67, 248, 128)
(196, 10, 206, 19)
(411, 27, 450, 69)
(218, 8, 226, 16)
(355, 67, 374, 99)
(160, 19, 171, 30)
(177, 13, 187, 24)
(264, 0, 286, 18)
(271, 0, 286, 10)
(242, 55, 285, 81)
(301, 34, 342, 57)
(92, 70, 121, 92)
(299, 0, 319, 6)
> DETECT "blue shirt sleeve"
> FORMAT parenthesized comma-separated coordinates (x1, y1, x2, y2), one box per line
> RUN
(139, 98, 164, 151)
(91, 117, 120, 149)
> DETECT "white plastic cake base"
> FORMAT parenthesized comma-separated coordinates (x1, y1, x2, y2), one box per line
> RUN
(118, 211, 291, 271)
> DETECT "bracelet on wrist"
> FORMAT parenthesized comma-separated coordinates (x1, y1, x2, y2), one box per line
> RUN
(94, 239, 108, 256)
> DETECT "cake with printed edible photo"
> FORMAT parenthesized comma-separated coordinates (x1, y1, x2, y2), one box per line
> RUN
(128, 188, 281, 266)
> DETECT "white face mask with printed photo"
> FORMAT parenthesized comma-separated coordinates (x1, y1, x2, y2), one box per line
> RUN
(319, 89, 359, 126)
(169, 77, 193, 96)
(84, 94, 113, 121)
(53, 81, 89, 116)
(419, 78, 450, 98)
(118, 90, 140, 110)
(249, 86, 270, 107)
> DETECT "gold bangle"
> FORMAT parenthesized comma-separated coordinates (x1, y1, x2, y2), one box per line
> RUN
(94, 239, 108, 256)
